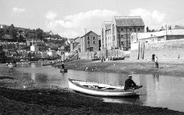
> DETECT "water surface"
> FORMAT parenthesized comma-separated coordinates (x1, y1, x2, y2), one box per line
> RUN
(12, 63, 184, 112)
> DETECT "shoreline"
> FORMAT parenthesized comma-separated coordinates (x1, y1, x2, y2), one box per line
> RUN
(1, 60, 184, 114)
(64, 59, 184, 77)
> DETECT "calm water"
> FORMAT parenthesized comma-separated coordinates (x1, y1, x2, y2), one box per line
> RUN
(11, 63, 184, 112)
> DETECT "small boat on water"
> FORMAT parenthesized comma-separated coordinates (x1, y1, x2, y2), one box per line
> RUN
(60, 68, 68, 73)
(68, 78, 142, 97)
(7, 63, 14, 69)
(42, 63, 55, 66)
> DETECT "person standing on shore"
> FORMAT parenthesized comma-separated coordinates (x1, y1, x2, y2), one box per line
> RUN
(154, 55, 159, 68)
(152, 54, 155, 62)
(61, 62, 65, 70)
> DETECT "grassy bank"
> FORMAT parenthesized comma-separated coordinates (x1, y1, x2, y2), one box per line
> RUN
(0, 61, 184, 115)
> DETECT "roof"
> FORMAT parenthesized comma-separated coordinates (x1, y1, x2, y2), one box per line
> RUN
(103, 21, 112, 30)
(81, 31, 99, 38)
(135, 29, 184, 40)
(114, 16, 145, 27)
(174, 25, 184, 29)
(105, 23, 111, 30)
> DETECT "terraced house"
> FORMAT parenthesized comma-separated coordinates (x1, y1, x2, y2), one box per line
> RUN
(101, 16, 145, 51)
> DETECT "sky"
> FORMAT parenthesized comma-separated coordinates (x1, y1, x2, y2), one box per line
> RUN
(0, 0, 184, 38)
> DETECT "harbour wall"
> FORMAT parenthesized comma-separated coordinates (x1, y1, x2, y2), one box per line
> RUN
(130, 39, 184, 61)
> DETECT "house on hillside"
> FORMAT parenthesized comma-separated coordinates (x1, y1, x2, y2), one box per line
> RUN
(28, 39, 47, 52)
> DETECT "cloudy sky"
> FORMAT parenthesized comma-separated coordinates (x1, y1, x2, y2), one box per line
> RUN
(0, 0, 183, 38)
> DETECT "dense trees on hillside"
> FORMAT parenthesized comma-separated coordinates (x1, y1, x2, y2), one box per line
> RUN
(0, 24, 66, 44)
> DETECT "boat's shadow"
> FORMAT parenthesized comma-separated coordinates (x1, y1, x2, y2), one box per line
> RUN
(102, 96, 143, 105)
(73, 90, 143, 105)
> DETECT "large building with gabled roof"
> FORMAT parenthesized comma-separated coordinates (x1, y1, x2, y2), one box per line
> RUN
(80, 31, 100, 52)
(101, 16, 145, 51)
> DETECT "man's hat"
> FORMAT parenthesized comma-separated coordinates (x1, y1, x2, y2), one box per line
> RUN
(128, 75, 132, 79)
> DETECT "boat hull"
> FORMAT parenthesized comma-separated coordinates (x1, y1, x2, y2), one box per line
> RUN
(68, 79, 139, 97)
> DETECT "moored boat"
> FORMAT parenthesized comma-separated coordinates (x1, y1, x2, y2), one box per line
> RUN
(7, 63, 14, 69)
(60, 68, 68, 73)
(42, 63, 55, 66)
(68, 78, 142, 97)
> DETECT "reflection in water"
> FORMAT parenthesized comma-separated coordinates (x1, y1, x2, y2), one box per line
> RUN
(31, 72, 36, 81)
(14, 63, 184, 112)
(103, 96, 143, 105)
(35, 73, 48, 83)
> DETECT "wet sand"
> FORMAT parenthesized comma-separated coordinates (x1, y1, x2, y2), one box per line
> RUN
(0, 60, 184, 115)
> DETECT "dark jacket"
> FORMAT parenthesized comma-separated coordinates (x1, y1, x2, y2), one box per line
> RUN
(124, 79, 136, 90)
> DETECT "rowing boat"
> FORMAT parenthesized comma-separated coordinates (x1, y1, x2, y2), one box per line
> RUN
(60, 68, 68, 73)
(68, 78, 142, 97)
(7, 63, 14, 69)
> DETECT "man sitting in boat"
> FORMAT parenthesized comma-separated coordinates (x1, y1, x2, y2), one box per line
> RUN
(124, 75, 137, 90)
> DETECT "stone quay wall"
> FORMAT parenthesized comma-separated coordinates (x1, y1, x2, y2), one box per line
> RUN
(130, 39, 184, 61)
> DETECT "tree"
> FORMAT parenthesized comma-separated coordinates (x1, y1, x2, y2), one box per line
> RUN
(36, 28, 43, 40)
(0, 28, 4, 39)
(17, 30, 26, 42)
(9, 24, 18, 41)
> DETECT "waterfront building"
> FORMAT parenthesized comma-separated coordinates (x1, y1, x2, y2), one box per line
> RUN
(101, 21, 113, 50)
(80, 31, 100, 52)
(112, 16, 145, 50)
(101, 16, 145, 51)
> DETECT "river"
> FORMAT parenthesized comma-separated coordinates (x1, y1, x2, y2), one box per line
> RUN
(11, 62, 184, 112)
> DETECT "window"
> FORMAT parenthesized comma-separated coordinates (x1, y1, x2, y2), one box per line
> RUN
(93, 37, 95, 40)
(130, 28, 132, 31)
(121, 28, 123, 31)
(93, 41, 95, 44)
(89, 47, 93, 51)
(88, 41, 90, 44)
(88, 37, 89, 40)
(138, 28, 140, 31)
